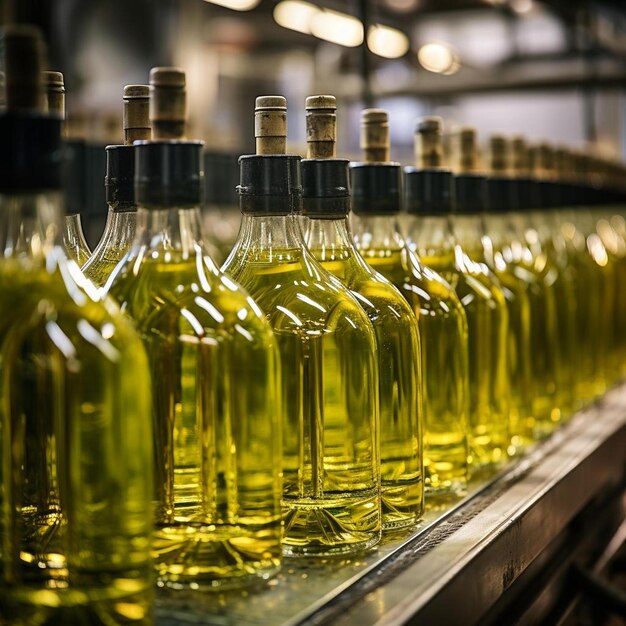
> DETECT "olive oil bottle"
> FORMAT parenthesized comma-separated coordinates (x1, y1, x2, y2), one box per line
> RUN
(222, 96, 381, 555)
(0, 26, 153, 625)
(301, 96, 422, 529)
(406, 124, 510, 472)
(43, 70, 92, 265)
(351, 110, 469, 501)
(107, 69, 282, 587)
(83, 85, 150, 285)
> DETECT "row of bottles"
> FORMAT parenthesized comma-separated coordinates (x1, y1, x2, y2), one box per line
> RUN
(2, 23, 626, 623)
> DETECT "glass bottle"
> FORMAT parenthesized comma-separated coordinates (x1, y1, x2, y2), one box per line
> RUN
(352, 185, 469, 500)
(300, 96, 422, 529)
(223, 96, 381, 555)
(0, 25, 153, 624)
(83, 85, 150, 285)
(106, 71, 283, 588)
(43, 71, 92, 265)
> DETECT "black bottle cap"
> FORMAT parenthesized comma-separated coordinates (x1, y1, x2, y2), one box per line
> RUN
(134, 140, 204, 208)
(486, 177, 517, 213)
(454, 173, 487, 214)
(403, 167, 454, 215)
(349, 162, 401, 216)
(237, 154, 302, 216)
(0, 112, 63, 192)
(105, 144, 135, 208)
(301, 158, 350, 218)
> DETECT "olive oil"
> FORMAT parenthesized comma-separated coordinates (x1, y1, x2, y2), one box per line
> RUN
(406, 122, 509, 471)
(223, 96, 381, 555)
(301, 95, 422, 530)
(0, 26, 153, 624)
(107, 71, 283, 587)
(83, 85, 150, 286)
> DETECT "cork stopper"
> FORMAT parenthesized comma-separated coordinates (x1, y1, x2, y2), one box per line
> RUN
(124, 84, 150, 145)
(255, 95, 287, 155)
(414, 116, 443, 169)
(305, 95, 336, 159)
(451, 126, 478, 173)
(361, 108, 389, 163)
(529, 142, 554, 179)
(510, 136, 529, 177)
(43, 70, 64, 118)
(0, 25, 46, 112)
(149, 67, 186, 140)
(488, 134, 509, 175)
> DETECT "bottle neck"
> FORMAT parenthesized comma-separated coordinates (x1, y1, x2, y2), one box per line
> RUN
(351, 214, 405, 252)
(102, 205, 137, 245)
(134, 206, 206, 257)
(303, 216, 356, 257)
(1, 190, 64, 264)
(405, 214, 453, 252)
(231, 213, 304, 255)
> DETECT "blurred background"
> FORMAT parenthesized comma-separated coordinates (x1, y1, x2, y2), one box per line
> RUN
(1, 0, 626, 243)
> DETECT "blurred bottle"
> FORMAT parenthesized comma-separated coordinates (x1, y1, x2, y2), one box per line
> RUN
(43, 70, 92, 265)
(223, 96, 381, 555)
(82, 85, 150, 285)
(406, 125, 510, 473)
(0, 26, 153, 624)
(352, 110, 469, 502)
(301, 96, 423, 530)
(107, 70, 283, 588)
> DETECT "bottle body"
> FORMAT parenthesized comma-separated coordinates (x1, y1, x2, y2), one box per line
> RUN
(62, 212, 91, 266)
(352, 216, 469, 501)
(0, 191, 153, 624)
(108, 207, 282, 587)
(408, 215, 510, 472)
(82, 207, 137, 286)
(304, 217, 423, 530)
(223, 214, 381, 555)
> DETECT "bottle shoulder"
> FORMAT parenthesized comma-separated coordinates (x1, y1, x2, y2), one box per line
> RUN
(107, 247, 275, 342)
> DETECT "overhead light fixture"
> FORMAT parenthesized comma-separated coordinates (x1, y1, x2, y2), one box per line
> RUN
(311, 9, 364, 47)
(417, 42, 459, 75)
(367, 24, 410, 58)
(203, 0, 261, 11)
(509, 0, 534, 14)
(273, 0, 320, 34)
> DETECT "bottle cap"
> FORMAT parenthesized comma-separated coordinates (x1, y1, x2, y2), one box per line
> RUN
(105, 144, 135, 207)
(451, 126, 478, 173)
(301, 159, 350, 218)
(149, 67, 186, 140)
(454, 173, 487, 214)
(237, 154, 302, 215)
(414, 116, 443, 169)
(349, 162, 401, 215)
(123, 84, 150, 145)
(135, 140, 204, 208)
(488, 134, 509, 175)
(404, 167, 454, 215)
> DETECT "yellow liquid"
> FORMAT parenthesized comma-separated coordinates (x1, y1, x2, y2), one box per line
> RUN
(0, 254, 153, 625)
(225, 246, 381, 555)
(109, 247, 282, 587)
(361, 248, 469, 500)
(419, 246, 509, 472)
(480, 249, 534, 450)
(309, 247, 423, 530)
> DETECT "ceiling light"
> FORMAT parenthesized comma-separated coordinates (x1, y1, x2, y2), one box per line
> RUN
(510, 0, 533, 13)
(311, 9, 364, 47)
(417, 42, 459, 74)
(204, 0, 261, 10)
(273, 0, 320, 34)
(367, 24, 410, 59)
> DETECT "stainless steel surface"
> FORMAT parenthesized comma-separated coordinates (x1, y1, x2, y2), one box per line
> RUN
(156, 387, 626, 626)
